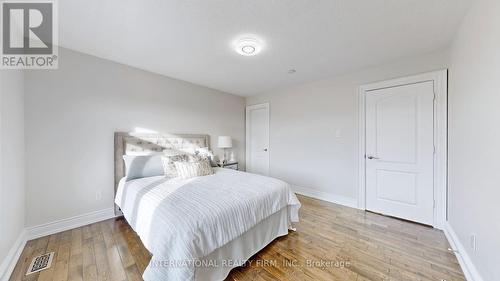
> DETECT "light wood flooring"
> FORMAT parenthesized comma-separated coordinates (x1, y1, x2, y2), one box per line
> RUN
(9, 195, 465, 281)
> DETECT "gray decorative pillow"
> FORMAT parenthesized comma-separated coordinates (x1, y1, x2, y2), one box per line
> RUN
(123, 155, 165, 181)
(161, 154, 189, 178)
(196, 147, 217, 166)
(174, 159, 214, 179)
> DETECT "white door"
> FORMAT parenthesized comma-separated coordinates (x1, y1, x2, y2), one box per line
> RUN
(365, 81, 435, 225)
(246, 103, 270, 175)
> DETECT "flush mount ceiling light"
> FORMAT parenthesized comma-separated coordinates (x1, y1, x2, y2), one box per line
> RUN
(233, 37, 263, 56)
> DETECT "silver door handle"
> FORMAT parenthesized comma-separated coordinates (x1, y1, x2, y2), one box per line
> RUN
(367, 155, 380, 159)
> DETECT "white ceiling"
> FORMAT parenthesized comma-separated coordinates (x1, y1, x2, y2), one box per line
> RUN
(59, 0, 471, 96)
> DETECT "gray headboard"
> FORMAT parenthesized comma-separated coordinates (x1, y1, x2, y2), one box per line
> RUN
(114, 132, 210, 215)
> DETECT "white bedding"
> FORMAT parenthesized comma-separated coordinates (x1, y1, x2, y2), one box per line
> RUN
(115, 168, 301, 281)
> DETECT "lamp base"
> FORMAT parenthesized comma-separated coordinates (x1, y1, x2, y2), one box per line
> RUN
(229, 150, 236, 162)
(220, 148, 227, 165)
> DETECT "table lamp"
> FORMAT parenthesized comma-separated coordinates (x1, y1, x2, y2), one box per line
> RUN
(218, 136, 232, 164)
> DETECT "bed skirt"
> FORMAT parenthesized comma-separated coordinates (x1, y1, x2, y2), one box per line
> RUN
(194, 206, 292, 281)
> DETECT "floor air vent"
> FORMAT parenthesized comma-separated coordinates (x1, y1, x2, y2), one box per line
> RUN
(26, 252, 54, 275)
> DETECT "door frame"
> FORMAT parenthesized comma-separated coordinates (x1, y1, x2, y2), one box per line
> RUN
(246, 102, 270, 175)
(358, 70, 448, 229)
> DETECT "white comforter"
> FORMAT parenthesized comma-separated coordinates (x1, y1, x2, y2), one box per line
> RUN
(115, 168, 301, 281)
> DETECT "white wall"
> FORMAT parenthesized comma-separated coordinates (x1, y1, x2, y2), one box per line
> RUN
(0, 70, 25, 277)
(246, 51, 449, 205)
(448, 0, 500, 280)
(25, 48, 245, 227)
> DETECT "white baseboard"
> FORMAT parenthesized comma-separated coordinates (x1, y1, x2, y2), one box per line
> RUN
(0, 229, 27, 281)
(443, 221, 485, 281)
(26, 208, 116, 240)
(292, 185, 358, 209)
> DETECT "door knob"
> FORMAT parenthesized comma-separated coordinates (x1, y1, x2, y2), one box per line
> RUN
(367, 155, 380, 159)
(263, 148, 268, 152)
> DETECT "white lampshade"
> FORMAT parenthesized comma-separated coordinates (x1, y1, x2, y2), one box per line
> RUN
(218, 136, 232, 148)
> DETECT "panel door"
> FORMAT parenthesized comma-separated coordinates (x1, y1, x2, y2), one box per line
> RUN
(365, 81, 434, 225)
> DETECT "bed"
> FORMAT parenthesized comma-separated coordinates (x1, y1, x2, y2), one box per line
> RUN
(113, 132, 301, 281)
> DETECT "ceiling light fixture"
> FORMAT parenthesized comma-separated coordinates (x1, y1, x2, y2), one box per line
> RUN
(234, 37, 263, 56)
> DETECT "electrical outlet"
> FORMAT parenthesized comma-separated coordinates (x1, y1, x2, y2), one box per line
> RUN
(335, 129, 342, 138)
(470, 234, 477, 252)
(95, 190, 102, 201)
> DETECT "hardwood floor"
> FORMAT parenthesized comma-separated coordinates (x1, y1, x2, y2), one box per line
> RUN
(9, 195, 465, 281)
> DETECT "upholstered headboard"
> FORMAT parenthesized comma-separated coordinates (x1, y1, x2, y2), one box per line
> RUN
(114, 132, 210, 215)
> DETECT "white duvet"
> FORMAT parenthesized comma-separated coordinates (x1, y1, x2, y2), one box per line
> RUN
(115, 168, 301, 281)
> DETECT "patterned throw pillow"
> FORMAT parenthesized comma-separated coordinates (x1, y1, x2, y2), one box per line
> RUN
(174, 159, 214, 179)
(161, 154, 189, 178)
(190, 149, 217, 166)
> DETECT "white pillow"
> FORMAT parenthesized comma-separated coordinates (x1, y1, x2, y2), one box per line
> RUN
(174, 159, 213, 179)
(123, 155, 164, 181)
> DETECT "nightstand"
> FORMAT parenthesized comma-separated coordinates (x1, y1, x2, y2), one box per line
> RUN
(218, 162, 238, 170)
